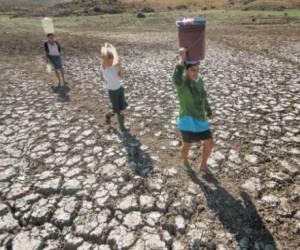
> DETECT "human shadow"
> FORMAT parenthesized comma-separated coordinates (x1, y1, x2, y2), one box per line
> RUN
(186, 168, 277, 250)
(51, 85, 70, 103)
(110, 128, 152, 177)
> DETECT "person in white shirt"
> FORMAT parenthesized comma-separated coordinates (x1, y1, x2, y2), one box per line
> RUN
(101, 51, 128, 131)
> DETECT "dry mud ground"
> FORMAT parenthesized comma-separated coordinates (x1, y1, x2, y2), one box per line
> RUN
(0, 11, 299, 250)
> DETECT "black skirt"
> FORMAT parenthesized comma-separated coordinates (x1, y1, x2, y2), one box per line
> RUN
(108, 87, 128, 113)
(181, 130, 212, 143)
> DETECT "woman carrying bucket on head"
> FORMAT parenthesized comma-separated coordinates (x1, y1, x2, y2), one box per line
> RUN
(42, 18, 66, 86)
(173, 18, 214, 173)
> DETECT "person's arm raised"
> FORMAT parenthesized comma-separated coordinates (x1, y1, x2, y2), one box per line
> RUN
(173, 48, 187, 86)
(117, 59, 124, 80)
(44, 42, 50, 63)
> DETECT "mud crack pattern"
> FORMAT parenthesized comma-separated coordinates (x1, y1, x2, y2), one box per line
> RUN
(0, 41, 299, 250)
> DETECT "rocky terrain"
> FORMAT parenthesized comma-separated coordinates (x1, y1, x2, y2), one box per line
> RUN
(0, 10, 300, 250)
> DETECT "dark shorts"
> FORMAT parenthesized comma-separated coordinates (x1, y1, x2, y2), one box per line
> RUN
(181, 130, 213, 143)
(49, 55, 63, 70)
(108, 87, 128, 113)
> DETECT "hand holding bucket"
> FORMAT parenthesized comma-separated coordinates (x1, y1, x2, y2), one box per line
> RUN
(179, 47, 187, 63)
(46, 63, 52, 74)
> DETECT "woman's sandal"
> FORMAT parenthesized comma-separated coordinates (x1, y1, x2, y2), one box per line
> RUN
(198, 165, 209, 174)
(180, 164, 189, 172)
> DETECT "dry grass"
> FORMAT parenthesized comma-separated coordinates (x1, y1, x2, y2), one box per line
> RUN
(0, 0, 299, 14)
(1, 0, 299, 9)
(122, 0, 227, 8)
(122, 0, 300, 9)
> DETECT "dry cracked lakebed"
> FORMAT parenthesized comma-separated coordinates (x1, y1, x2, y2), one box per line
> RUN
(0, 38, 299, 250)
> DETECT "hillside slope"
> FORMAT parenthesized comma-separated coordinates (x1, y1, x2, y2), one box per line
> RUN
(0, 0, 299, 15)
(0, 0, 65, 5)
(1, 0, 300, 8)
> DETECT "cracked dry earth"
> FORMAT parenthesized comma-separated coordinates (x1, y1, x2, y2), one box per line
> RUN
(0, 31, 300, 250)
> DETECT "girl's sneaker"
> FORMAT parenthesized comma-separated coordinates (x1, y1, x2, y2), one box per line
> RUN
(198, 165, 209, 174)
(118, 114, 127, 131)
(105, 113, 114, 125)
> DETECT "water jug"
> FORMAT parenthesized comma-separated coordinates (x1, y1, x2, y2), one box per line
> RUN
(42, 17, 55, 34)
(176, 18, 207, 62)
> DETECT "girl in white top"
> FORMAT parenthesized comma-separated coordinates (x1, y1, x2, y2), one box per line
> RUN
(102, 63, 123, 90)
(101, 51, 128, 131)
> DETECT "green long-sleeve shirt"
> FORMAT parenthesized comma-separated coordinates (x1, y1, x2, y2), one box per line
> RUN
(173, 64, 212, 120)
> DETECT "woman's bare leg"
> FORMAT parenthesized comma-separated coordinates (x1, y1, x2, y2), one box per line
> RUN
(117, 111, 126, 131)
(60, 69, 66, 84)
(181, 142, 191, 166)
(199, 139, 214, 171)
(55, 70, 61, 85)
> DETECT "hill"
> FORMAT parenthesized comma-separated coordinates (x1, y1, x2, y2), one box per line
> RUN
(0, 0, 66, 5)
(1, 0, 299, 16)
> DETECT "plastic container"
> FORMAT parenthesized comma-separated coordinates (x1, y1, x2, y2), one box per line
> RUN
(101, 43, 119, 65)
(176, 18, 207, 63)
(46, 63, 52, 74)
(42, 17, 55, 34)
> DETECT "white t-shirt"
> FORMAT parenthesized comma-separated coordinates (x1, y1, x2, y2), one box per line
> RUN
(102, 66, 123, 90)
(48, 42, 60, 56)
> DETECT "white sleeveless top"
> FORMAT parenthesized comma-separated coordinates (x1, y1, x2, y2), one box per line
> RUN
(102, 66, 123, 90)
(47, 42, 60, 56)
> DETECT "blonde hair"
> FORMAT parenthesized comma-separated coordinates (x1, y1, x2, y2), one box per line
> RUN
(101, 51, 114, 59)
(101, 43, 119, 65)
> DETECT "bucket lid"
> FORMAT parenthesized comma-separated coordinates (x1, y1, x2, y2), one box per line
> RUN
(176, 18, 207, 27)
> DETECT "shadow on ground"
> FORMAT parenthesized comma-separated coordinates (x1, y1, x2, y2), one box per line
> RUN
(51, 85, 70, 102)
(111, 127, 152, 177)
(186, 168, 277, 250)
